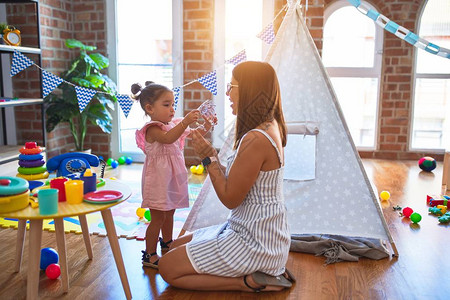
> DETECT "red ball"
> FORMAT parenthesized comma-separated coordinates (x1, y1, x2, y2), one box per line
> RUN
(403, 207, 413, 218)
(45, 263, 61, 279)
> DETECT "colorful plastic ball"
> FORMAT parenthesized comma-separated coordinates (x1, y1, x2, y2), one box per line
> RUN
(144, 210, 151, 221)
(402, 207, 414, 218)
(40, 247, 59, 270)
(106, 158, 114, 166)
(136, 207, 146, 218)
(45, 263, 61, 279)
(418, 156, 436, 172)
(196, 164, 204, 175)
(125, 157, 133, 165)
(410, 212, 422, 223)
(380, 191, 390, 201)
(110, 160, 119, 169)
(190, 165, 197, 174)
(118, 156, 126, 165)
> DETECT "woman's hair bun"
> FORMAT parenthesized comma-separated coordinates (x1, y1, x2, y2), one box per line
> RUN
(144, 81, 154, 86)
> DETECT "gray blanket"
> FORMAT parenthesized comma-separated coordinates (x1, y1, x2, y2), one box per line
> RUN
(290, 234, 390, 264)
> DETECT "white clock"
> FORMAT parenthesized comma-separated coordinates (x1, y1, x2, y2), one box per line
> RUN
(3, 26, 21, 46)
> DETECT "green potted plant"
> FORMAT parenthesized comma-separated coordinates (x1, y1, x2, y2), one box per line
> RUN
(0, 23, 7, 43)
(44, 39, 117, 151)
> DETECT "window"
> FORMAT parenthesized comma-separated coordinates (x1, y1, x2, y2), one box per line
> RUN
(323, 0, 383, 149)
(107, 0, 182, 161)
(411, 0, 450, 150)
(213, 0, 274, 147)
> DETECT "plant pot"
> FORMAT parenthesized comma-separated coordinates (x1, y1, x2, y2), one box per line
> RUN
(70, 149, 92, 154)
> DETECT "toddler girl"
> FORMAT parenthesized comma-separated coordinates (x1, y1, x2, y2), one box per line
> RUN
(133, 81, 200, 268)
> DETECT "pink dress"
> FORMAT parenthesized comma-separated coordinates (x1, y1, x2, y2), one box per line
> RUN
(135, 118, 190, 211)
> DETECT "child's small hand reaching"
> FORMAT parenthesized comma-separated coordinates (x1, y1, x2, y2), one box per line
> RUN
(182, 109, 200, 128)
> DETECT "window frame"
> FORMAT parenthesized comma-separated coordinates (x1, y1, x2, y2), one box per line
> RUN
(107, 0, 183, 162)
(410, 0, 450, 152)
(323, 0, 384, 150)
(212, 0, 274, 148)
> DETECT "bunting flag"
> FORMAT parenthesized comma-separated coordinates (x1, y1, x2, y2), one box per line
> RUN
(42, 70, 63, 97)
(10, 50, 34, 77)
(256, 23, 276, 45)
(117, 94, 133, 118)
(225, 49, 247, 65)
(75, 86, 97, 113)
(197, 71, 218, 95)
(173, 86, 181, 110)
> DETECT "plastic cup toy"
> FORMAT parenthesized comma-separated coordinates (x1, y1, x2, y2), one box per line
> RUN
(38, 189, 58, 215)
(195, 100, 218, 131)
(65, 180, 84, 204)
(50, 177, 69, 202)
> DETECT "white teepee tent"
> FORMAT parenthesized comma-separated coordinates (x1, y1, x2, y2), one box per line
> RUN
(183, 2, 397, 260)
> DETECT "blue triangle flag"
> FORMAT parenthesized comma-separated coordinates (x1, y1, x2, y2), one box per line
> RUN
(75, 86, 97, 112)
(10, 50, 34, 77)
(256, 23, 276, 45)
(117, 94, 133, 118)
(173, 86, 181, 110)
(197, 71, 218, 95)
(42, 70, 63, 97)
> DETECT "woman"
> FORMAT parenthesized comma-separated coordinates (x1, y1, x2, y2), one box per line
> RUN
(159, 61, 294, 292)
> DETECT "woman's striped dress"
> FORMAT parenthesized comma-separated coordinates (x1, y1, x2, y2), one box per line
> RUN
(186, 129, 290, 277)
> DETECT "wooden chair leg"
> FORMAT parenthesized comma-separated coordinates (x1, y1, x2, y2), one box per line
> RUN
(54, 218, 69, 293)
(101, 209, 132, 300)
(78, 214, 93, 259)
(27, 219, 43, 300)
(14, 219, 27, 272)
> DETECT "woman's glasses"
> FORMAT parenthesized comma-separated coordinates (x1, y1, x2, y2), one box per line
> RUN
(226, 83, 239, 94)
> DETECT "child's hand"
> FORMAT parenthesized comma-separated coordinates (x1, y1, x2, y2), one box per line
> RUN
(183, 109, 200, 126)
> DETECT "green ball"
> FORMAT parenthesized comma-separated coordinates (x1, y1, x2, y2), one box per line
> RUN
(410, 212, 422, 223)
(118, 156, 126, 165)
(106, 158, 114, 166)
(144, 210, 151, 221)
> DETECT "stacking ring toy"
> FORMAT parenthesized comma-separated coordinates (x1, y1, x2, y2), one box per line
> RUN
(19, 146, 43, 155)
(19, 153, 44, 161)
(0, 176, 29, 196)
(19, 159, 45, 168)
(16, 171, 49, 180)
(18, 166, 47, 175)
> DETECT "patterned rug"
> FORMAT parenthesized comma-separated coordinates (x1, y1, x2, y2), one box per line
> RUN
(0, 183, 202, 239)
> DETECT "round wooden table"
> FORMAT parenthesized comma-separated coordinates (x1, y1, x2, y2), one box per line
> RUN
(0, 179, 132, 300)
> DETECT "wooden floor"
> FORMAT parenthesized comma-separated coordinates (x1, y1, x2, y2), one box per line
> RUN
(0, 159, 449, 299)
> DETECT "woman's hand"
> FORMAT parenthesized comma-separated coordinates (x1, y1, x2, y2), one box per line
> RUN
(183, 109, 200, 126)
(192, 130, 217, 159)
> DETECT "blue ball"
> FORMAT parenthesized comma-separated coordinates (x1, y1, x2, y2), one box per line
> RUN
(125, 157, 133, 165)
(40, 247, 59, 270)
(110, 160, 119, 169)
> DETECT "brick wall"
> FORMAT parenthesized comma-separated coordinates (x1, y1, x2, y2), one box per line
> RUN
(182, 0, 215, 166)
(7, 0, 110, 159)
(5, 0, 444, 162)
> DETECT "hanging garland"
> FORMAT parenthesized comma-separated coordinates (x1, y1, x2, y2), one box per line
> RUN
(348, 0, 450, 59)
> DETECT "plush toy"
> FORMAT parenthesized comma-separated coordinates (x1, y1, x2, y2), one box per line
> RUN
(418, 156, 436, 172)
